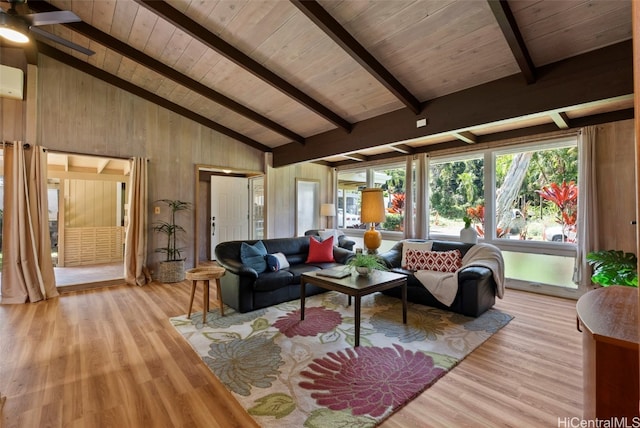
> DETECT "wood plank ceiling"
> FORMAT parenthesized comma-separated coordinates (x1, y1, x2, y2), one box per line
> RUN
(1, 0, 634, 167)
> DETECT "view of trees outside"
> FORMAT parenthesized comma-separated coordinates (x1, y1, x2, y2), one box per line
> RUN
(429, 155, 484, 234)
(337, 165, 406, 232)
(429, 143, 578, 242)
(374, 166, 405, 232)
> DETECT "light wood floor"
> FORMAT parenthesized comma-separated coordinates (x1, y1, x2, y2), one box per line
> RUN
(0, 281, 583, 427)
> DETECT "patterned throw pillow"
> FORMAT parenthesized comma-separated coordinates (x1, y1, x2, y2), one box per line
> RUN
(405, 249, 462, 273)
(401, 241, 432, 268)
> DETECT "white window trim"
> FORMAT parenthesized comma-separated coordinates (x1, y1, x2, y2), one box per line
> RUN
(426, 136, 581, 297)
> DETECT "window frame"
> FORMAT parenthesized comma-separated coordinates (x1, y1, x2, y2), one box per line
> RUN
(336, 160, 407, 239)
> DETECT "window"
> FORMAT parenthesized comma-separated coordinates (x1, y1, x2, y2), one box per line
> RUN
(428, 154, 484, 235)
(428, 136, 579, 293)
(494, 142, 578, 242)
(337, 169, 366, 229)
(373, 164, 405, 232)
(337, 162, 406, 232)
(250, 176, 264, 240)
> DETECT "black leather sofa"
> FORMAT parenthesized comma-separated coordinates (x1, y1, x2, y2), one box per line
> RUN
(378, 240, 499, 317)
(215, 236, 353, 313)
(304, 229, 356, 251)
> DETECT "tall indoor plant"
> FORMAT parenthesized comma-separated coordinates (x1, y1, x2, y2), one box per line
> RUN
(153, 199, 191, 283)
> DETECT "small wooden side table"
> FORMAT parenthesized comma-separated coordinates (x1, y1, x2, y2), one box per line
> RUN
(186, 266, 226, 324)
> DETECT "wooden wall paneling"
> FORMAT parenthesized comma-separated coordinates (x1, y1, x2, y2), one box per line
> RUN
(595, 120, 636, 253)
(65, 180, 117, 228)
(90, 78, 109, 156)
(34, 55, 263, 272)
(266, 160, 332, 238)
(0, 48, 26, 143)
(25, 64, 36, 144)
(0, 97, 24, 142)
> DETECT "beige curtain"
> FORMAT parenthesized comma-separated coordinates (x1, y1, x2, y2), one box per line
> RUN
(573, 126, 599, 288)
(1, 143, 58, 303)
(124, 157, 148, 286)
(404, 153, 428, 238)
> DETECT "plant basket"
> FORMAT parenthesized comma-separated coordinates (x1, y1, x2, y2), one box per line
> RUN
(157, 260, 185, 283)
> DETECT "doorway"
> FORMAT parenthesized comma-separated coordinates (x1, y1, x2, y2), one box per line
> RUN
(47, 152, 130, 289)
(210, 175, 249, 258)
(195, 166, 264, 265)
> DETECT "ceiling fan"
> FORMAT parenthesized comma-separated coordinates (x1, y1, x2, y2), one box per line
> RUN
(0, 0, 94, 55)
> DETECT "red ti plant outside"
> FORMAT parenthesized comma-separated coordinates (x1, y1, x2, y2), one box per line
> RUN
(466, 204, 509, 238)
(537, 180, 578, 242)
(466, 204, 485, 237)
(387, 193, 405, 214)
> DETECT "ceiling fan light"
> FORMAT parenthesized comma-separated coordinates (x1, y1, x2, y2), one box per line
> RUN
(0, 12, 29, 43)
(0, 27, 29, 43)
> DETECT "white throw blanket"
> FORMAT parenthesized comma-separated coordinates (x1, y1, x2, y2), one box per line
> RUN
(414, 243, 505, 306)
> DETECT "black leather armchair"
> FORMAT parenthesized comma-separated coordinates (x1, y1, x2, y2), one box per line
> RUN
(378, 240, 499, 317)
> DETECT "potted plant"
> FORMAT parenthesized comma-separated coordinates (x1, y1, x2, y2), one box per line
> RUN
(586, 250, 638, 287)
(153, 199, 191, 283)
(346, 252, 388, 276)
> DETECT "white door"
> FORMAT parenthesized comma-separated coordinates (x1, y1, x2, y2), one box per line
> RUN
(211, 176, 249, 259)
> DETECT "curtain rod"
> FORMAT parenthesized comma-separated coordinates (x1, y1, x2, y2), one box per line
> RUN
(43, 148, 133, 161)
(1, 144, 148, 162)
(1, 142, 30, 149)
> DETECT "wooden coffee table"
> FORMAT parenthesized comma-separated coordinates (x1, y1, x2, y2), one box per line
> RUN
(301, 270, 407, 347)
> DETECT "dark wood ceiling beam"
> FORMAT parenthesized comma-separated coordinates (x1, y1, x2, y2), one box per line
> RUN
(273, 40, 632, 167)
(290, 0, 422, 115)
(134, 0, 352, 133)
(35, 42, 269, 152)
(27, 1, 304, 144)
(487, 0, 536, 84)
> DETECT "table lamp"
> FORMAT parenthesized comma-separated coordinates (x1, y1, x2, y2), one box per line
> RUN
(320, 203, 336, 228)
(360, 188, 385, 253)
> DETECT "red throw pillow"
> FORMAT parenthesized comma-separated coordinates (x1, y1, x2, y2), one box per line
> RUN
(405, 249, 462, 273)
(306, 236, 335, 263)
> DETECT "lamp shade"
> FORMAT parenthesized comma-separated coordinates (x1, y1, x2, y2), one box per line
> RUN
(320, 203, 336, 217)
(360, 188, 386, 223)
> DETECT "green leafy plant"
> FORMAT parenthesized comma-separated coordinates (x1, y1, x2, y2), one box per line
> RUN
(346, 253, 388, 271)
(383, 213, 403, 231)
(586, 250, 638, 287)
(463, 215, 472, 228)
(152, 199, 191, 262)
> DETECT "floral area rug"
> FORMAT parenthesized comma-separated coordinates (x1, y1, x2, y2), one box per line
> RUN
(170, 291, 512, 427)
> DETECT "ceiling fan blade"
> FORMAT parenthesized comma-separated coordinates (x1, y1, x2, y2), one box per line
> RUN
(30, 26, 94, 56)
(25, 10, 81, 26)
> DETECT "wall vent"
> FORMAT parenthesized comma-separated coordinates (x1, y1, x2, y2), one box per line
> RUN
(0, 64, 24, 100)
